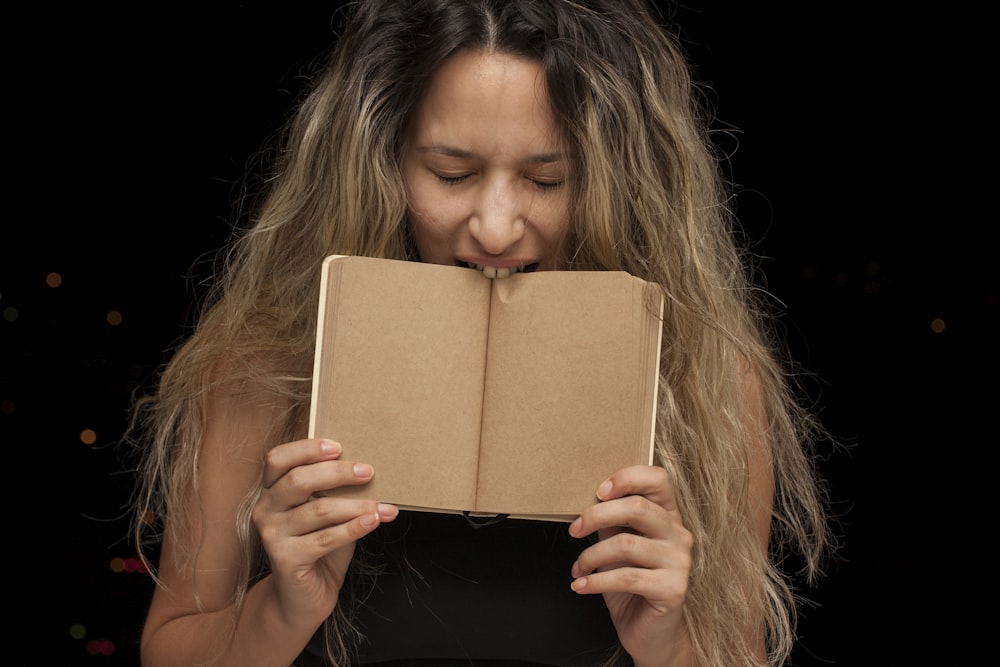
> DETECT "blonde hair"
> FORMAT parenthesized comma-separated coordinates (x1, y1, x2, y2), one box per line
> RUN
(131, 1, 830, 665)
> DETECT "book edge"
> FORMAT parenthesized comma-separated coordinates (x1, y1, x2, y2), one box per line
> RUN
(648, 287, 664, 466)
(308, 254, 349, 439)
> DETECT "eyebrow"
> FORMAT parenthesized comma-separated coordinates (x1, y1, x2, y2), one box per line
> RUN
(416, 145, 567, 164)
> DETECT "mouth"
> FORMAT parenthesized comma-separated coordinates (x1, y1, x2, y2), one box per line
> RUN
(463, 261, 540, 279)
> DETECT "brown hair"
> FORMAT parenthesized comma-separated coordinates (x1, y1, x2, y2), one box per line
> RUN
(131, 2, 830, 664)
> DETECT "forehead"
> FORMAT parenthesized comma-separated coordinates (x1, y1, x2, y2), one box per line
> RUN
(409, 49, 560, 145)
(427, 48, 546, 95)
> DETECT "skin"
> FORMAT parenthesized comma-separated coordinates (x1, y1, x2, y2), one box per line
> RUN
(402, 49, 571, 275)
(141, 48, 773, 667)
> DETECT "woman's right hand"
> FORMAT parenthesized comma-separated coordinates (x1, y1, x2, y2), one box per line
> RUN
(252, 438, 398, 629)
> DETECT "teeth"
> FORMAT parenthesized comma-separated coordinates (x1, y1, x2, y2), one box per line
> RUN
(468, 263, 521, 279)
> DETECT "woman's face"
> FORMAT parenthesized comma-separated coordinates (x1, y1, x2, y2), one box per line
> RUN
(402, 49, 571, 277)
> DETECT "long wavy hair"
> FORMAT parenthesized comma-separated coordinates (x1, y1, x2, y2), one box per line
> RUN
(130, 1, 830, 665)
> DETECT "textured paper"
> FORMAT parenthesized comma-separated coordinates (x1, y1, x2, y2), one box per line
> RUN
(308, 256, 663, 521)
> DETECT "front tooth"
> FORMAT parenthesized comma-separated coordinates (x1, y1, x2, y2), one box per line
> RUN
(481, 267, 512, 279)
(470, 264, 517, 278)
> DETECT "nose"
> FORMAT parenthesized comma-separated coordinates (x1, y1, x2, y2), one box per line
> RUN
(468, 180, 526, 256)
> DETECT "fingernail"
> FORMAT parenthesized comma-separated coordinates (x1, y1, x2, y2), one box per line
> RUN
(360, 512, 378, 528)
(597, 479, 612, 500)
(378, 503, 398, 520)
(568, 517, 582, 537)
(353, 463, 373, 478)
(570, 577, 587, 592)
(320, 440, 341, 455)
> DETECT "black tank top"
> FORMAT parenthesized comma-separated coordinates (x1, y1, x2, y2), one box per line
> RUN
(297, 511, 623, 666)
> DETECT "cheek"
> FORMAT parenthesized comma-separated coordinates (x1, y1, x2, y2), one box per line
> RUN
(408, 184, 467, 235)
(535, 194, 572, 241)
(407, 190, 466, 262)
(408, 209, 439, 242)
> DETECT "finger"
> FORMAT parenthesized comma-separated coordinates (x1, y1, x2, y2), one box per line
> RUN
(267, 501, 399, 567)
(595, 465, 678, 512)
(570, 563, 689, 614)
(570, 493, 673, 540)
(571, 529, 666, 577)
(265, 458, 375, 510)
(570, 531, 692, 606)
(259, 497, 399, 544)
(276, 496, 398, 540)
(262, 438, 342, 488)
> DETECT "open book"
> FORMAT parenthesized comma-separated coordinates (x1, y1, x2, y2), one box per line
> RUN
(308, 255, 664, 521)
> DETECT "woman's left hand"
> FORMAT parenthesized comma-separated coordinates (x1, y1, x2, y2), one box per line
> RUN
(568, 465, 694, 667)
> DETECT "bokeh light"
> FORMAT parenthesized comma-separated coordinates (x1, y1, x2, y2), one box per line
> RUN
(86, 638, 116, 656)
(931, 318, 946, 334)
(2, 306, 17, 323)
(69, 623, 87, 640)
(80, 429, 98, 445)
(107, 310, 123, 326)
(110, 555, 149, 574)
(46, 272, 63, 288)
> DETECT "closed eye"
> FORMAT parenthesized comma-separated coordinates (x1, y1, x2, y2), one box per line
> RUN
(436, 173, 471, 186)
(531, 179, 563, 191)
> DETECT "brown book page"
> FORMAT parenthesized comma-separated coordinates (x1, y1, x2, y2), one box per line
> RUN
(309, 256, 491, 511)
(309, 258, 663, 521)
(475, 272, 662, 518)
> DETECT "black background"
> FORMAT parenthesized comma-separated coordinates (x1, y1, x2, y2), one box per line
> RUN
(4, 3, 993, 666)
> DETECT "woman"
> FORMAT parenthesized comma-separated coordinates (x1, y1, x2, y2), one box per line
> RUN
(131, 1, 829, 665)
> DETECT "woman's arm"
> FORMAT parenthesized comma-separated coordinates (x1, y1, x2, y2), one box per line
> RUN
(140, 383, 397, 666)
